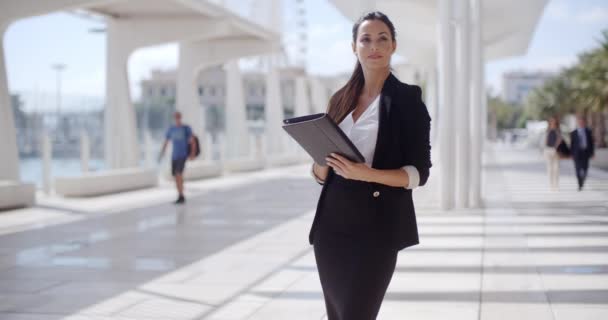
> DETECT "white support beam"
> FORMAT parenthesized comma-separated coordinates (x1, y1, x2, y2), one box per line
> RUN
(0, 25, 20, 180)
(455, 0, 471, 209)
(0, 0, 111, 22)
(118, 18, 232, 50)
(470, 0, 484, 207)
(224, 60, 249, 159)
(176, 37, 280, 160)
(264, 62, 284, 154)
(104, 19, 139, 169)
(176, 41, 206, 149)
(437, 0, 456, 210)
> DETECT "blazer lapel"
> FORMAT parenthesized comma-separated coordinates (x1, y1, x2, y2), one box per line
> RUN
(371, 73, 397, 169)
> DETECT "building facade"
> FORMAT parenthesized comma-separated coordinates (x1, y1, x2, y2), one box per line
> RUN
(140, 66, 309, 135)
(502, 71, 554, 105)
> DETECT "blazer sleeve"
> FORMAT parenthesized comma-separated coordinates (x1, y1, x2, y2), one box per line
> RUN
(401, 85, 432, 186)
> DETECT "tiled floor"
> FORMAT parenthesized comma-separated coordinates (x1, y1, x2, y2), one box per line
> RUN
(0, 146, 607, 319)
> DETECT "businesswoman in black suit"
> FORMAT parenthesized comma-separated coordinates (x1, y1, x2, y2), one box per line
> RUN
(310, 11, 431, 320)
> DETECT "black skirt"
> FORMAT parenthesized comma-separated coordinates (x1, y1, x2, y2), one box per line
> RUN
(313, 175, 398, 320)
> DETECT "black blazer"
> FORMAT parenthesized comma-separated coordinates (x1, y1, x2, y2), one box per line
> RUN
(570, 127, 594, 160)
(309, 73, 432, 250)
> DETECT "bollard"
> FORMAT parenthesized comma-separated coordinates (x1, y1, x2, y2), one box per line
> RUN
(144, 130, 154, 168)
(41, 132, 52, 194)
(204, 134, 214, 161)
(80, 130, 90, 173)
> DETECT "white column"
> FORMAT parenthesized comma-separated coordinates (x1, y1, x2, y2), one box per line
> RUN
(264, 61, 284, 154)
(104, 20, 139, 169)
(0, 25, 20, 181)
(470, 0, 484, 207)
(455, 0, 471, 209)
(437, 0, 457, 210)
(294, 76, 310, 117)
(177, 42, 206, 149)
(225, 60, 249, 158)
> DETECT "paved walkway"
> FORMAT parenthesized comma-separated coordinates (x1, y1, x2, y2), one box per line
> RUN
(0, 145, 607, 319)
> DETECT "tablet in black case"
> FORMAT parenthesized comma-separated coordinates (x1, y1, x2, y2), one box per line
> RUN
(282, 113, 365, 165)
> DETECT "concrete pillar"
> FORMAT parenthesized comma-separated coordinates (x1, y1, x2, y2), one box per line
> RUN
(225, 60, 250, 158)
(437, 0, 456, 210)
(0, 25, 20, 181)
(104, 20, 139, 169)
(177, 42, 206, 151)
(294, 76, 310, 117)
(264, 62, 284, 154)
(470, 0, 484, 207)
(455, 0, 471, 209)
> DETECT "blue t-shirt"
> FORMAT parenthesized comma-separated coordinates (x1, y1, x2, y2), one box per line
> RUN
(166, 125, 192, 160)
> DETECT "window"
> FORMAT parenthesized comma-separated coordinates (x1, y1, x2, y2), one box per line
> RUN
(198, 86, 204, 96)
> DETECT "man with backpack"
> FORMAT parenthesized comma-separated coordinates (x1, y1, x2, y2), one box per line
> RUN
(159, 111, 198, 204)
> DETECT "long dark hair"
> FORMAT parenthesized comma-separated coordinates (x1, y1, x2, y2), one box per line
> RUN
(326, 11, 396, 123)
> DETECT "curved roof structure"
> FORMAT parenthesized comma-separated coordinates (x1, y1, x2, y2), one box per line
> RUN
(329, 0, 548, 65)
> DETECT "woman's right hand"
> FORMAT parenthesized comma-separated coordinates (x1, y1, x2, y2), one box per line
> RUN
(312, 163, 329, 184)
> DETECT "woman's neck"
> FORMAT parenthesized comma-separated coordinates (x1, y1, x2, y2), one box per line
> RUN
(361, 67, 390, 98)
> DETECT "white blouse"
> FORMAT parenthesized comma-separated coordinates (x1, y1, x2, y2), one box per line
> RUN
(338, 94, 420, 189)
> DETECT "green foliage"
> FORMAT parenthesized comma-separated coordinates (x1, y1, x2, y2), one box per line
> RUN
(525, 29, 608, 118)
(488, 94, 524, 129)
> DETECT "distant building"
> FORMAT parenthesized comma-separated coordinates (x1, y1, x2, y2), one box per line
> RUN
(502, 71, 554, 105)
(140, 66, 308, 135)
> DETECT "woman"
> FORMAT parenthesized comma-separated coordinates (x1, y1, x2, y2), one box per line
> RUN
(544, 116, 562, 190)
(310, 12, 431, 320)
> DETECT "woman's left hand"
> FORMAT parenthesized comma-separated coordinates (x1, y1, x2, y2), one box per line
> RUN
(326, 153, 371, 182)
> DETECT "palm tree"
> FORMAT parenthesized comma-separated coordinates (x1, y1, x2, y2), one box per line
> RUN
(525, 72, 576, 120)
(570, 30, 608, 147)
(525, 30, 608, 147)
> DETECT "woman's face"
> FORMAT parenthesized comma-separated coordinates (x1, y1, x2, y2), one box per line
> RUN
(352, 19, 396, 70)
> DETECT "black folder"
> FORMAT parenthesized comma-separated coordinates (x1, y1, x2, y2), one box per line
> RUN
(282, 113, 364, 165)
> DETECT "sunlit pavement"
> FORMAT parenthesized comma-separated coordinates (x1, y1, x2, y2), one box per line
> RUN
(0, 145, 607, 320)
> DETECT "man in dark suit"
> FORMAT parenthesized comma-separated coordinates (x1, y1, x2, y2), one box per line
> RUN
(570, 115, 594, 191)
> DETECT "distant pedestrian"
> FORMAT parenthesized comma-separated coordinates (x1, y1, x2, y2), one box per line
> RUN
(570, 115, 594, 191)
(544, 116, 563, 190)
(159, 111, 196, 204)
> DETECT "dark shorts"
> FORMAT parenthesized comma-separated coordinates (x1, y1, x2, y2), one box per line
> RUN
(171, 158, 187, 176)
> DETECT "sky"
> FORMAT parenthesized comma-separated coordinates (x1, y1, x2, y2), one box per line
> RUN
(3, 0, 608, 112)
